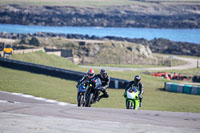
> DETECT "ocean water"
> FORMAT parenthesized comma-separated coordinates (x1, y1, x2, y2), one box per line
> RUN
(0, 24, 200, 44)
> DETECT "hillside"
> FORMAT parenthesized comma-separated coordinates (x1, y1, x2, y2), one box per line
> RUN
(0, 1, 200, 28)
(0, 34, 157, 65)
(1, 32, 200, 58)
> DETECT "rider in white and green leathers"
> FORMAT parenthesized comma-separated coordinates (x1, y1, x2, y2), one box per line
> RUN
(125, 75, 144, 107)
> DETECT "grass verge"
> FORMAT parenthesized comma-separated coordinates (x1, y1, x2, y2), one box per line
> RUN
(0, 66, 77, 103)
(1, 52, 200, 113)
(85, 64, 165, 68)
(12, 51, 79, 70)
(1, 66, 200, 113)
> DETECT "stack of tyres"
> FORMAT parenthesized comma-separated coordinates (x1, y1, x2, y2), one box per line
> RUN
(177, 84, 184, 93)
(183, 85, 192, 94)
(171, 83, 178, 92)
(164, 82, 200, 95)
(165, 82, 172, 91)
(198, 86, 200, 95)
(192, 76, 200, 83)
(191, 86, 199, 95)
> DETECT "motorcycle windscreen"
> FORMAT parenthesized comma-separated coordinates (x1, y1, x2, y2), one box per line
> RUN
(127, 90, 137, 99)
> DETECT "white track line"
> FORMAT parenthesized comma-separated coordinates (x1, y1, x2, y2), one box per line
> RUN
(1, 91, 75, 106)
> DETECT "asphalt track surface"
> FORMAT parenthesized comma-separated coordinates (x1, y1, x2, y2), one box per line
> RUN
(80, 56, 199, 71)
(0, 91, 200, 133)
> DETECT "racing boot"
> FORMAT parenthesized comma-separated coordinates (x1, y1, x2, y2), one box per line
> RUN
(96, 96, 101, 102)
(139, 98, 143, 107)
(139, 102, 142, 107)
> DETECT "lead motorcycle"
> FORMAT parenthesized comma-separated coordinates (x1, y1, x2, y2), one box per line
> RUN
(85, 77, 101, 107)
(77, 82, 87, 107)
(124, 86, 140, 110)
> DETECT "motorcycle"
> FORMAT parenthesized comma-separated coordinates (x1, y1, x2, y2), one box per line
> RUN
(124, 86, 140, 110)
(77, 82, 87, 107)
(85, 77, 101, 107)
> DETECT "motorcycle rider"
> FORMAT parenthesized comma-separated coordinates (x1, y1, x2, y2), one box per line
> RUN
(76, 69, 101, 104)
(124, 75, 144, 107)
(76, 69, 95, 88)
(96, 69, 110, 101)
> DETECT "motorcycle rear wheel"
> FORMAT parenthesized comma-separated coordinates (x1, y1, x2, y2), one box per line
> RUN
(85, 93, 93, 107)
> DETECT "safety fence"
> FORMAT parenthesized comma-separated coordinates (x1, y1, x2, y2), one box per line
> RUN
(165, 82, 200, 95)
(0, 57, 129, 89)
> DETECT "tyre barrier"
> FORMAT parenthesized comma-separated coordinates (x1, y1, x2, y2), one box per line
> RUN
(192, 76, 200, 83)
(165, 82, 200, 95)
(0, 57, 129, 89)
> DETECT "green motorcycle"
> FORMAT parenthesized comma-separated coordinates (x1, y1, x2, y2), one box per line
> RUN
(124, 86, 140, 110)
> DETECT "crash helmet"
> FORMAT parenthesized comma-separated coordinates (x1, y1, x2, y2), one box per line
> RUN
(100, 69, 108, 79)
(87, 69, 95, 79)
(134, 75, 141, 83)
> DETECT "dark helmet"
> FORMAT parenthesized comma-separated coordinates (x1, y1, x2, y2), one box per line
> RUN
(100, 69, 108, 79)
(134, 75, 141, 83)
(87, 69, 95, 79)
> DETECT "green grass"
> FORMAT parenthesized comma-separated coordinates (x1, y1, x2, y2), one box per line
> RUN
(12, 51, 79, 70)
(178, 55, 200, 59)
(93, 71, 200, 112)
(86, 64, 165, 68)
(152, 53, 187, 66)
(85, 58, 186, 68)
(1, 52, 200, 113)
(164, 67, 200, 76)
(153, 53, 200, 60)
(0, 66, 77, 103)
(1, 66, 200, 113)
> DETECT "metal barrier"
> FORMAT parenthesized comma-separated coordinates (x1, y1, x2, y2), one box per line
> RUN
(0, 57, 129, 89)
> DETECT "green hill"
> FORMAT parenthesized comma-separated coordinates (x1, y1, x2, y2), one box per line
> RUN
(12, 51, 79, 70)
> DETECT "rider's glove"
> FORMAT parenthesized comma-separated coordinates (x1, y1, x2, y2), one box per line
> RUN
(76, 84, 79, 88)
(123, 93, 126, 98)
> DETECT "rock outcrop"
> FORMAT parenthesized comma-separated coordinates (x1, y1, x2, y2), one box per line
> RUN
(0, 32, 157, 65)
(1, 32, 199, 57)
(0, 4, 200, 28)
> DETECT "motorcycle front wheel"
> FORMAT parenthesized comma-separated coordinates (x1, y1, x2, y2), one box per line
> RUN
(126, 101, 134, 109)
(78, 94, 84, 107)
